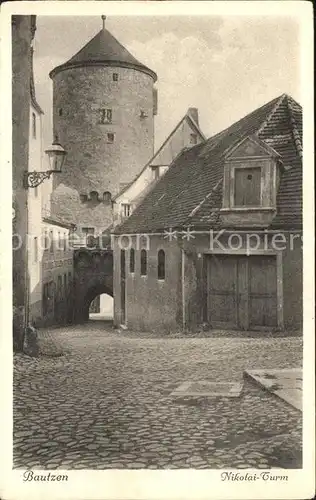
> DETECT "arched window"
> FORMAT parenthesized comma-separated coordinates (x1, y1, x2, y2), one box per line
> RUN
(89, 191, 99, 202)
(129, 248, 135, 273)
(140, 249, 147, 276)
(157, 249, 165, 280)
(103, 191, 112, 204)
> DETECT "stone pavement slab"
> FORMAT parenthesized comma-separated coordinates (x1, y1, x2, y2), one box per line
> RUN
(244, 368, 302, 411)
(170, 381, 243, 397)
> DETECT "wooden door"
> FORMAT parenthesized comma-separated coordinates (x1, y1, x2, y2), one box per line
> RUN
(207, 255, 238, 328)
(207, 254, 277, 330)
(248, 255, 277, 328)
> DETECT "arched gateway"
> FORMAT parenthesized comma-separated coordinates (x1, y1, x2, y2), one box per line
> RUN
(73, 248, 113, 323)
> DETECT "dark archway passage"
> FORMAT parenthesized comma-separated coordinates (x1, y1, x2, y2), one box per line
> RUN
(73, 249, 113, 323)
(83, 284, 113, 322)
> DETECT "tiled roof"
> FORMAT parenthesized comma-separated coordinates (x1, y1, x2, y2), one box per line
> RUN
(114, 94, 302, 234)
(50, 28, 157, 81)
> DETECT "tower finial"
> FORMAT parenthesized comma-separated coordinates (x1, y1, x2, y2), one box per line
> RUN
(101, 15, 106, 30)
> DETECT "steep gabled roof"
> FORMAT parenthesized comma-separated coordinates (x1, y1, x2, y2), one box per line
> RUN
(114, 110, 206, 201)
(114, 94, 302, 234)
(50, 28, 157, 81)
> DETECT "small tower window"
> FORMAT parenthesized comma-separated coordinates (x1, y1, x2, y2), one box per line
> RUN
(103, 191, 112, 204)
(89, 191, 99, 202)
(107, 133, 115, 143)
(113, 73, 119, 82)
(129, 248, 135, 273)
(32, 112, 36, 138)
(100, 108, 112, 124)
(58, 108, 63, 116)
(157, 249, 165, 280)
(140, 249, 147, 276)
(190, 133, 197, 145)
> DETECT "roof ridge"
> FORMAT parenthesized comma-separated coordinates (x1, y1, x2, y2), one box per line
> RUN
(187, 178, 222, 219)
(256, 93, 287, 137)
(284, 95, 303, 158)
(186, 114, 206, 140)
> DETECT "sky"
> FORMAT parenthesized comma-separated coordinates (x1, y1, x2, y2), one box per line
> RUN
(33, 15, 301, 150)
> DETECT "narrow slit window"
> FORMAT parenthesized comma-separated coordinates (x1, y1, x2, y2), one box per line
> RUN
(49, 230, 54, 253)
(157, 249, 165, 280)
(140, 249, 147, 276)
(113, 73, 119, 81)
(32, 112, 36, 138)
(129, 248, 135, 273)
(33, 237, 38, 263)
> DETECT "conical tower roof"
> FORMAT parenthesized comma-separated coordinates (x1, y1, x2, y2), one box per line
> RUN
(50, 26, 157, 81)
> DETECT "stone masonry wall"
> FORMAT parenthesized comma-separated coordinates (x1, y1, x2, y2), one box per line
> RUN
(51, 65, 155, 229)
(52, 65, 155, 195)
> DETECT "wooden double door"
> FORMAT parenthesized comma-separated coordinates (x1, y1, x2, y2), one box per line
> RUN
(207, 254, 278, 330)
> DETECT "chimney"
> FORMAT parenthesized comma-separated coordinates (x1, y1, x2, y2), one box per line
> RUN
(188, 107, 199, 126)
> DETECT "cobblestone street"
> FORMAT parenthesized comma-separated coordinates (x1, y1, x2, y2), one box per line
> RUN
(13, 322, 302, 470)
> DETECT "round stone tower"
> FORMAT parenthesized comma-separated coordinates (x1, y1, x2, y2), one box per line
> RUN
(49, 17, 157, 231)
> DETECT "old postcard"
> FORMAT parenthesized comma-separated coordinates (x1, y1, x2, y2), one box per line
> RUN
(0, 1, 314, 499)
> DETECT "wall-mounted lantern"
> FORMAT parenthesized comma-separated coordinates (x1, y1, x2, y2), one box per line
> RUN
(24, 137, 67, 188)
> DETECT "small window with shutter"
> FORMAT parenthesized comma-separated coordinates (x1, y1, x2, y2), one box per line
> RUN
(234, 167, 261, 207)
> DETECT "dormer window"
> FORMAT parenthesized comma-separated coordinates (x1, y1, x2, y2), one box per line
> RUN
(220, 135, 282, 228)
